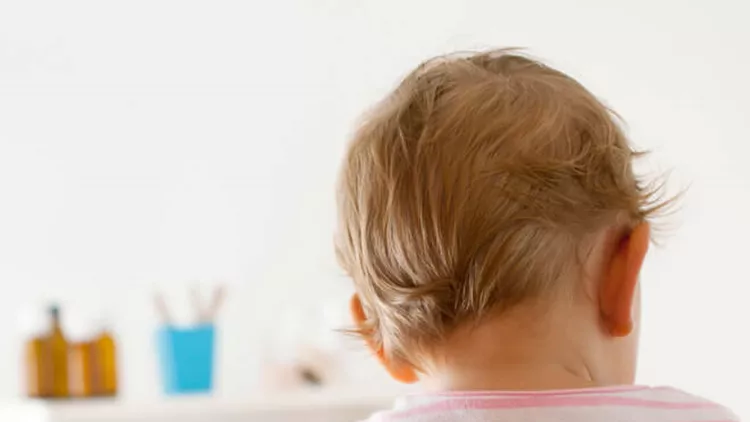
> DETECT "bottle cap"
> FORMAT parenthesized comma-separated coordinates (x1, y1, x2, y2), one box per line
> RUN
(48, 304, 60, 318)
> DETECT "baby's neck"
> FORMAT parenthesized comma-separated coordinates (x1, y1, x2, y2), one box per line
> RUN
(423, 304, 601, 392)
(428, 362, 597, 391)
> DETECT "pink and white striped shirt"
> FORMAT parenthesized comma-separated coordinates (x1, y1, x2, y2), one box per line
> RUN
(364, 386, 738, 422)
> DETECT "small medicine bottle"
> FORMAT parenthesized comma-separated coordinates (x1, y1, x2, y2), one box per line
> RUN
(94, 323, 118, 396)
(47, 305, 69, 398)
(66, 314, 94, 398)
(20, 307, 51, 397)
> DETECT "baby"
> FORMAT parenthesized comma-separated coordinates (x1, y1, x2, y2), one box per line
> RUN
(335, 50, 738, 421)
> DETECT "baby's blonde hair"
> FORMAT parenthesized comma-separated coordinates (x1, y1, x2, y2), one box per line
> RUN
(336, 50, 667, 366)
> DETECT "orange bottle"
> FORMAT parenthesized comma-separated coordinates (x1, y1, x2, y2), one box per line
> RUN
(94, 325, 118, 396)
(21, 307, 52, 397)
(47, 306, 69, 398)
(24, 336, 50, 397)
(67, 341, 93, 397)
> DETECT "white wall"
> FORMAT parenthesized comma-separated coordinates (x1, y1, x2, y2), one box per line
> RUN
(1, 0, 748, 417)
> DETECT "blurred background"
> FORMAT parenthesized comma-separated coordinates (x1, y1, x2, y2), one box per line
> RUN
(1, 0, 748, 420)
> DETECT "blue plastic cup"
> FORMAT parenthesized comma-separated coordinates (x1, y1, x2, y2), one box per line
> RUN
(156, 324, 215, 395)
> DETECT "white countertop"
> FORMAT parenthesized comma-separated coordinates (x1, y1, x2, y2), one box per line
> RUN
(0, 391, 395, 422)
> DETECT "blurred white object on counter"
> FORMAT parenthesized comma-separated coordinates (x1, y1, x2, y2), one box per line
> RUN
(0, 389, 394, 422)
(260, 298, 351, 392)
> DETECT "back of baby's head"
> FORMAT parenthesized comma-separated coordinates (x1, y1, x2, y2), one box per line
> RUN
(336, 50, 662, 366)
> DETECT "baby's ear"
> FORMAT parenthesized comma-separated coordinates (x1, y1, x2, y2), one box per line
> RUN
(349, 294, 419, 384)
(598, 223, 650, 337)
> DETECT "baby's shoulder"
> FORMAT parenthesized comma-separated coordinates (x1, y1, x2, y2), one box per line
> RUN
(643, 386, 740, 421)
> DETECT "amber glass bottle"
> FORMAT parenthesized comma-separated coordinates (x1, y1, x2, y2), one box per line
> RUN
(95, 328, 118, 396)
(68, 340, 93, 398)
(24, 336, 49, 397)
(47, 306, 69, 398)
